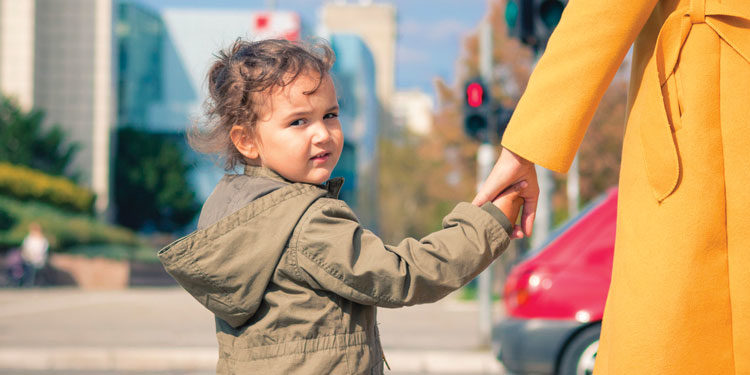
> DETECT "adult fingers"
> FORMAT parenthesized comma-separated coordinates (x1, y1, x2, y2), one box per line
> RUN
(521, 193, 538, 237)
(472, 162, 510, 206)
(472, 147, 526, 206)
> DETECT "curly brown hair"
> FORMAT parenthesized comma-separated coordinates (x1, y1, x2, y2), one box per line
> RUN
(189, 38, 335, 170)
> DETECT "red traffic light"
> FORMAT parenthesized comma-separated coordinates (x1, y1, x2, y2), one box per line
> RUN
(466, 82, 484, 108)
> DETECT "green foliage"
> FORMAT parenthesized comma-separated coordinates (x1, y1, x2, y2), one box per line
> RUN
(0, 96, 79, 179)
(0, 207, 14, 231)
(114, 127, 199, 232)
(0, 162, 95, 213)
(0, 195, 141, 251)
(130, 245, 160, 263)
(457, 282, 500, 301)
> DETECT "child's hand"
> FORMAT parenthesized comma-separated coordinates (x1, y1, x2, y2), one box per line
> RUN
(492, 181, 526, 238)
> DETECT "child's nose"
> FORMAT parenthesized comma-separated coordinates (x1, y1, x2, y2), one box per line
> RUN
(311, 121, 332, 143)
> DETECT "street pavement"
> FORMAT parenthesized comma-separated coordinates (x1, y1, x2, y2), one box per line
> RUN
(0, 288, 508, 375)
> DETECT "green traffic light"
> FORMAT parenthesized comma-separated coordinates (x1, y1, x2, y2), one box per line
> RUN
(505, 0, 519, 29)
(540, 0, 564, 29)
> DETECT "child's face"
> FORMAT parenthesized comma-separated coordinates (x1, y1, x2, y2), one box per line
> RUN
(250, 73, 343, 185)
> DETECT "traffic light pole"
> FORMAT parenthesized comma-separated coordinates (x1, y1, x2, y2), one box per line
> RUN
(477, 142, 495, 348)
(477, 18, 494, 348)
(568, 155, 580, 217)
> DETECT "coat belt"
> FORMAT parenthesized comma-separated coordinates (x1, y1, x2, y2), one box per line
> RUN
(641, 0, 750, 202)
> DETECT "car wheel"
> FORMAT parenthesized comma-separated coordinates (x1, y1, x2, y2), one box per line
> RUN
(558, 323, 601, 375)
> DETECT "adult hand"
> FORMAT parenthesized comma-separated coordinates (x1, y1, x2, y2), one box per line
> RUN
(472, 147, 539, 238)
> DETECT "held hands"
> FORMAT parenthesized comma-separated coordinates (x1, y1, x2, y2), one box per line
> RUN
(492, 181, 526, 227)
(473, 147, 539, 239)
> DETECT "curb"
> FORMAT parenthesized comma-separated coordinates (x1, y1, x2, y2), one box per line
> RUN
(0, 347, 503, 374)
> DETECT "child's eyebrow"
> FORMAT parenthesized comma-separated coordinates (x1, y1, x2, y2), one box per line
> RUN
(285, 105, 339, 119)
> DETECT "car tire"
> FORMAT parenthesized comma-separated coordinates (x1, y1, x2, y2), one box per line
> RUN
(558, 323, 601, 375)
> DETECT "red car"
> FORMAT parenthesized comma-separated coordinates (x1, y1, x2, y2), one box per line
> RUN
(493, 188, 617, 375)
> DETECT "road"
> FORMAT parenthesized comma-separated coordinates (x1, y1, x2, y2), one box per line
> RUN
(0, 288, 508, 375)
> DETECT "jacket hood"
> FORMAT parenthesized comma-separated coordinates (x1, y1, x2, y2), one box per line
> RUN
(158, 167, 341, 328)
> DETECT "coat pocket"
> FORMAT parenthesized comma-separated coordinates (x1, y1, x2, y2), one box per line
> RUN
(661, 74, 683, 132)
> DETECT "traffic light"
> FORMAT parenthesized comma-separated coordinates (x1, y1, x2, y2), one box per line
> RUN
(505, 0, 535, 47)
(534, 0, 566, 48)
(504, 0, 567, 50)
(463, 78, 490, 141)
(463, 79, 514, 143)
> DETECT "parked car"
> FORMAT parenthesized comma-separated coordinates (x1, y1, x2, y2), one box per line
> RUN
(493, 188, 618, 375)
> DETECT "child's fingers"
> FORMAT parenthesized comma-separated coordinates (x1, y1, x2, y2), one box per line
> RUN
(494, 181, 526, 227)
(512, 225, 524, 239)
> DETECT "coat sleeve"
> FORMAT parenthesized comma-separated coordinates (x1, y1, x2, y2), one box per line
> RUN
(290, 199, 512, 307)
(501, 0, 659, 173)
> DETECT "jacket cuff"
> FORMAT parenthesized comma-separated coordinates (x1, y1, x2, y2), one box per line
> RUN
(480, 202, 513, 235)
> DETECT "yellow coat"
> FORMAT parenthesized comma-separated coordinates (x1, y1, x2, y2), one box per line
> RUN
(501, 0, 749, 373)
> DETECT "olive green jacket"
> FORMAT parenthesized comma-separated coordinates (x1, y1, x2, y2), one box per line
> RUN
(158, 166, 513, 374)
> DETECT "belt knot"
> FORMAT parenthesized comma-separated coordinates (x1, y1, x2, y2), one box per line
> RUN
(642, 0, 749, 202)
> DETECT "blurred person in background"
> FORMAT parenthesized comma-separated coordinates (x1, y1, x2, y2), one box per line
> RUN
(473, 0, 749, 374)
(21, 222, 49, 287)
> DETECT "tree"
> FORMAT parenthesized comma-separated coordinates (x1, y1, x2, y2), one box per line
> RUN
(114, 127, 199, 232)
(0, 96, 79, 179)
(378, 1, 534, 244)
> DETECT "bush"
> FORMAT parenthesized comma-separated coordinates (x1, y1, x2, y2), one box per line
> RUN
(0, 207, 14, 231)
(0, 162, 95, 213)
(0, 195, 141, 252)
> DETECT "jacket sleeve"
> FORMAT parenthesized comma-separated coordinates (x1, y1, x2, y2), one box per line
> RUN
(501, 0, 658, 173)
(289, 199, 512, 307)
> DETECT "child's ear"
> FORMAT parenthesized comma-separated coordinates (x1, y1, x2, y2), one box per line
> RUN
(230, 125, 260, 160)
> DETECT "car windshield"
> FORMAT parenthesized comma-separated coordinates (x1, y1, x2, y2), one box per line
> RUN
(521, 192, 609, 260)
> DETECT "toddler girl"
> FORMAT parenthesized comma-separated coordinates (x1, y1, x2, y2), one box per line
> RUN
(159, 39, 523, 375)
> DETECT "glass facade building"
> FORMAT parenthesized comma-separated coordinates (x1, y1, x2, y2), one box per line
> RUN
(329, 34, 379, 232)
(115, 5, 380, 231)
(116, 2, 164, 128)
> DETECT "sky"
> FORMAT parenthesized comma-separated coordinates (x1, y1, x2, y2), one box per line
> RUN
(132, 0, 489, 98)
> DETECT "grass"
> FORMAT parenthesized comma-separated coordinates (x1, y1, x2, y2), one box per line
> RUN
(457, 283, 501, 302)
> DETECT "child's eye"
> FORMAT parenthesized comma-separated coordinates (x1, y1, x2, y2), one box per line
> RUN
(290, 119, 307, 126)
(323, 113, 338, 119)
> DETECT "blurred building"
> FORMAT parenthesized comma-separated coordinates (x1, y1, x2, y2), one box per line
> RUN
(116, 2, 164, 128)
(0, 0, 35, 111)
(138, 8, 305, 204)
(114, 5, 381, 230)
(329, 34, 379, 231)
(0, 0, 116, 214)
(392, 90, 434, 136)
(320, 1, 396, 112)
(34, 0, 115, 214)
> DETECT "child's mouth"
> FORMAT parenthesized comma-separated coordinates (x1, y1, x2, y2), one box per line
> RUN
(310, 152, 331, 163)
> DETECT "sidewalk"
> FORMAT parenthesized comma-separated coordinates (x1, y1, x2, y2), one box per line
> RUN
(0, 288, 506, 374)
